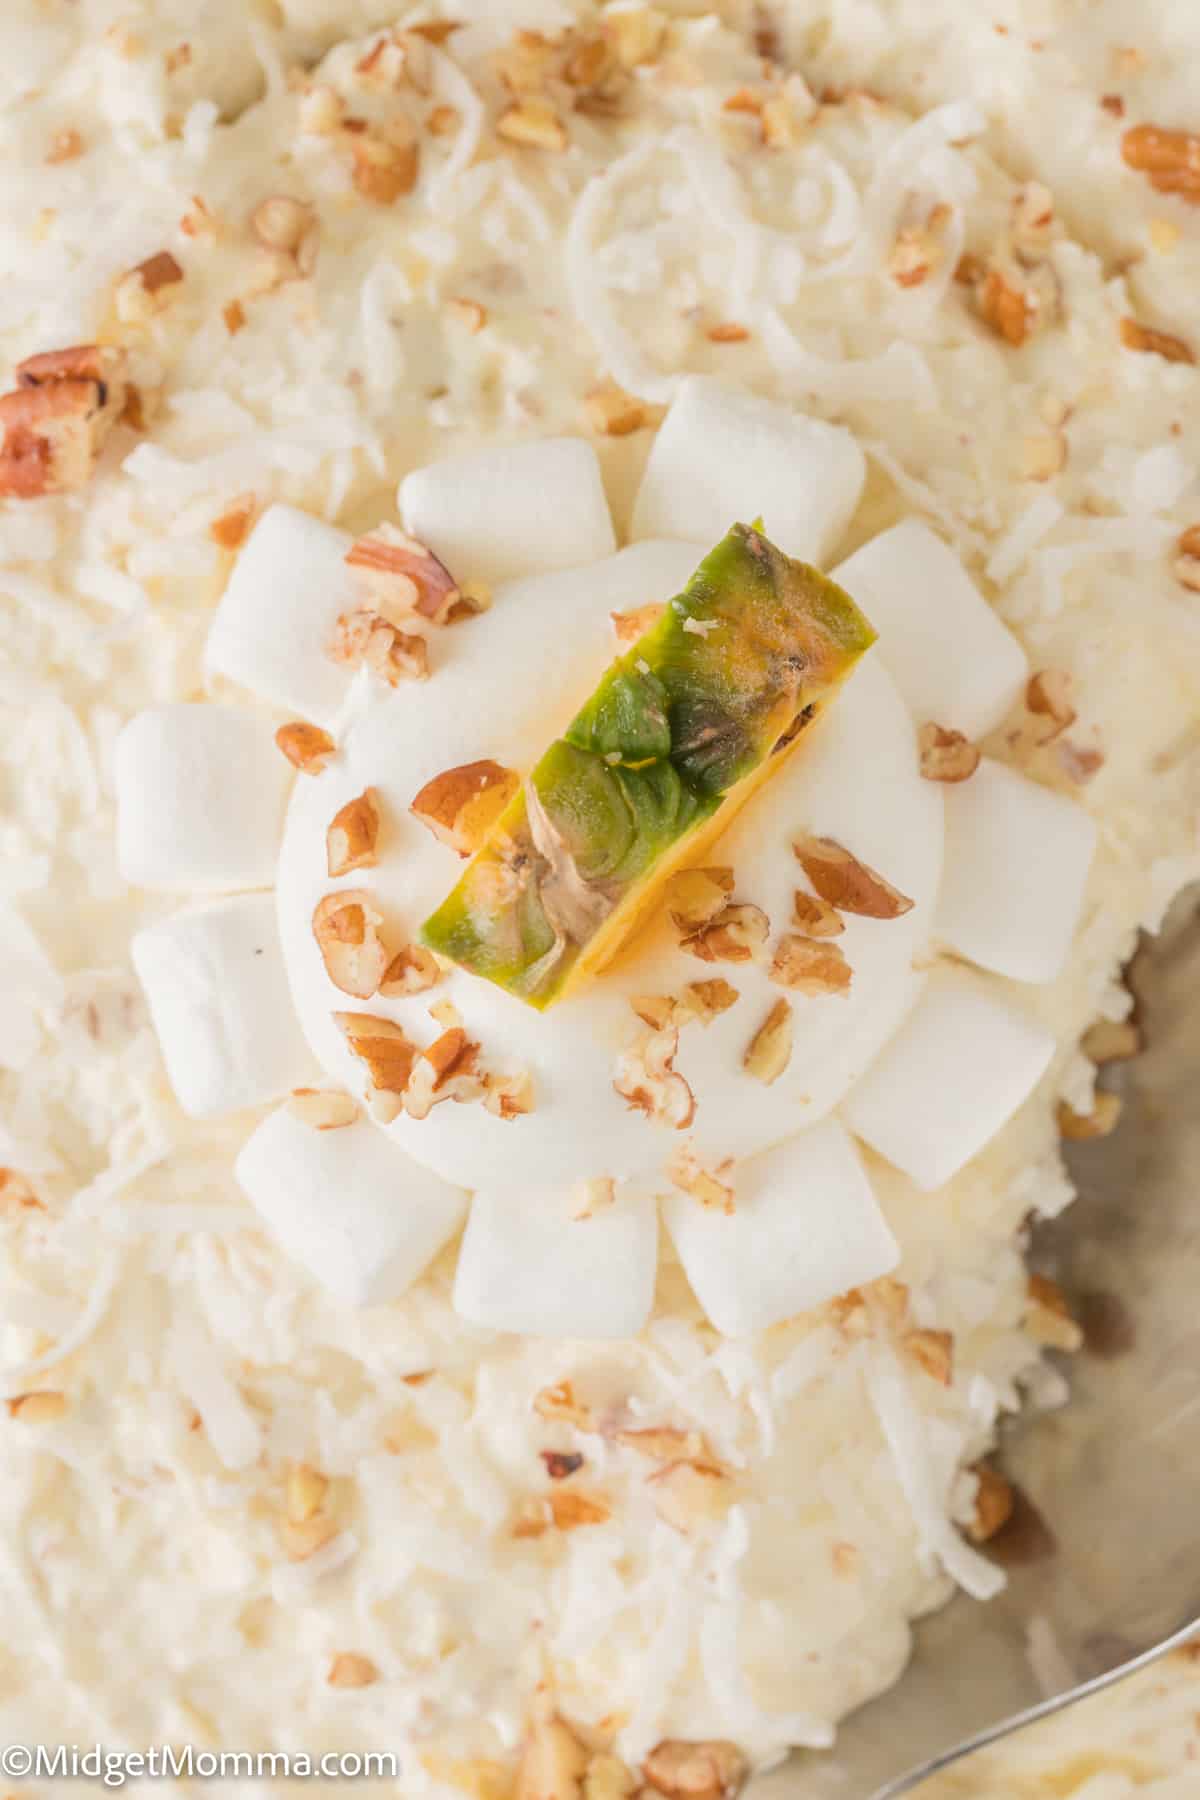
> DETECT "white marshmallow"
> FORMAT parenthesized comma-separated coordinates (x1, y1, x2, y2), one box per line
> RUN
(663, 1120, 898, 1339)
(237, 1106, 468, 1307)
(115, 704, 291, 894)
(205, 505, 359, 728)
(833, 520, 1029, 739)
(842, 969, 1055, 1192)
(937, 759, 1097, 983)
(400, 438, 616, 586)
(131, 895, 314, 1119)
(453, 1184, 658, 1339)
(631, 375, 865, 563)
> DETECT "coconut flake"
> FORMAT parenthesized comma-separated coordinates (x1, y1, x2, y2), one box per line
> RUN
(986, 494, 1065, 585)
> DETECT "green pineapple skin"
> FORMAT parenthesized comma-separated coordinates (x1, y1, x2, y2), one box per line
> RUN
(420, 523, 876, 1008)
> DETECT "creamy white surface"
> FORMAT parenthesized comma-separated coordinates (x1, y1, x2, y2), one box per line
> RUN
(0, 1, 1199, 1794)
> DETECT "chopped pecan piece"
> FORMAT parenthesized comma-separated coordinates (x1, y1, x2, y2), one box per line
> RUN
(330, 608, 429, 683)
(904, 1328, 954, 1386)
(647, 1461, 732, 1534)
(614, 1426, 707, 1461)
(1025, 1272, 1084, 1350)
(497, 98, 568, 150)
(326, 788, 381, 877)
(706, 322, 750, 344)
(0, 344, 127, 498)
(351, 127, 420, 203)
(665, 867, 735, 932)
(642, 1741, 746, 1800)
(250, 196, 319, 277)
(410, 760, 520, 856)
(541, 1450, 584, 1480)
(1119, 316, 1195, 364)
(448, 296, 487, 334)
(683, 902, 770, 964)
(404, 1027, 484, 1119)
(327, 1653, 378, 1689)
(1082, 1017, 1141, 1064)
(286, 1463, 329, 1523)
(336, 1013, 419, 1114)
(614, 1029, 695, 1129)
(209, 494, 258, 549)
(1057, 1092, 1123, 1140)
(743, 997, 793, 1083)
(919, 723, 981, 783)
(968, 1464, 1015, 1543)
(611, 602, 666, 645)
(792, 891, 844, 937)
(978, 267, 1032, 347)
(1121, 124, 1200, 203)
(604, 7, 667, 68)
(483, 1069, 536, 1119)
(533, 1380, 591, 1428)
(1025, 668, 1077, 743)
(770, 935, 852, 996)
(346, 523, 466, 624)
(275, 721, 336, 775)
(793, 836, 914, 920)
(312, 889, 388, 998)
(6, 1391, 68, 1423)
(115, 251, 185, 323)
(379, 943, 442, 996)
(680, 978, 740, 1022)
(515, 1697, 589, 1800)
(286, 1088, 359, 1130)
(665, 1145, 734, 1213)
(583, 382, 646, 436)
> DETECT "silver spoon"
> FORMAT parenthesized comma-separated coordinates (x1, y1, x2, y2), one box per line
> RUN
(758, 888, 1200, 1797)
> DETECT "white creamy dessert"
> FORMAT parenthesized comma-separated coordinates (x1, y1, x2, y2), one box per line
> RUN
(1, 4, 1199, 1797)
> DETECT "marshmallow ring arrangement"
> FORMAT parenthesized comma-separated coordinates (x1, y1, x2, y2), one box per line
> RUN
(118, 377, 1097, 1340)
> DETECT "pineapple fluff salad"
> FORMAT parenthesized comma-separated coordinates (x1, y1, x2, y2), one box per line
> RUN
(3, 0, 1200, 1795)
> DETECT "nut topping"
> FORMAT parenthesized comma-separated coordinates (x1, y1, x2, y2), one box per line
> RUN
(280, 1514, 339, 1561)
(770, 936, 852, 996)
(614, 1029, 695, 1129)
(326, 788, 381, 877)
(379, 943, 442, 996)
(250, 196, 319, 278)
(312, 889, 389, 998)
(497, 98, 568, 151)
(681, 978, 740, 1022)
(1025, 1272, 1084, 1350)
(604, 7, 668, 68)
(647, 1461, 732, 1534)
(793, 836, 914, 920)
(515, 1698, 589, 1800)
(351, 127, 420, 203)
(327, 1653, 379, 1689)
(1056, 1092, 1123, 1140)
(1119, 315, 1195, 364)
(614, 1427, 707, 1462)
(275, 721, 335, 775)
(346, 523, 467, 625)
(904, 1328, 954, 1386)
(404, 1028, 484, 1120)
(533, 1380, 591, 1428)
(642, 1741, 746, 1800)
(743, 997, 793, 1083)
(1176, 525, 1200, 593)
(483, 1069, 536, 1119)
(967, 1465, 1015, 1543)
(0, 343, 128, 498)
(1082, 1017, 1141, 1063)
(665, 867, 735, 932)
(330, 609, 430, 684)
(1121, 124, 1200, 203)
(115, 251, 185, 323)
(6, 1391, 68, 1424)
(918, 723, 982, 783)
(583, 383, 646, 437)
(541, 1450, 585, 1480)
(978, 268, 1032, 347)
(286, 1088, 360, 1130)
(410, 761, 521, 856)
(791, 891, 844, 938)
(335, 1013, 419, 1112)
(665, 1145, 734, 1214)
(682, 902, 770, 964)
(1025, 668, 1077, 742)
(286, 1462, 329, 1523)
(209, 494, 258, 550)
(611, 603, 666, 646)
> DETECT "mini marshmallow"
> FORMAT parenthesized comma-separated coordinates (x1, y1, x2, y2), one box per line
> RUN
(663, 1120, 898, 1339)
(400, 438, 616, 586)
(115, 704, 291, 894)
(131, 894, 314, 1119)
(842, 969, 1055, 1192)
(937, 759, 1097, 983)
(453, 1184, 658, 1339)
(205, 504, 359, 728)
(833, 520, 1029, 739)
(237, 1105, 468, 1307)
(631, 375, 865, 564)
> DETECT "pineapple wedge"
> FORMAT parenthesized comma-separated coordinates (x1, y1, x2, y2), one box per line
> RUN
(420, 522, 876, 1008)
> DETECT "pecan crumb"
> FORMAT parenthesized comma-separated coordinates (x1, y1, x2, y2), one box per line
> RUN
(642, 1740, 746, 1800)
(1121, 123, 1200, 204)
(1025, 1272, 1084, 1350)
(665, 1144, 734, 1213)
(968, 1464, 1015, 1543)
(497, 98, 568, 150)
(209, 494, 257, 549)
(540, 1450, 584, 1481)
(583, 382, 646, 437)
(1057, 1091, 1123, 1141)
(919, 722, 981, 783)
(743, 997, 793, 1083)
(770, 935, 852, 996)
(904, 1328, 954, 1386)
(275, 721, 336, 775)
(1119, 315, 1195, 364)
(327, 1653, 378, 1689)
